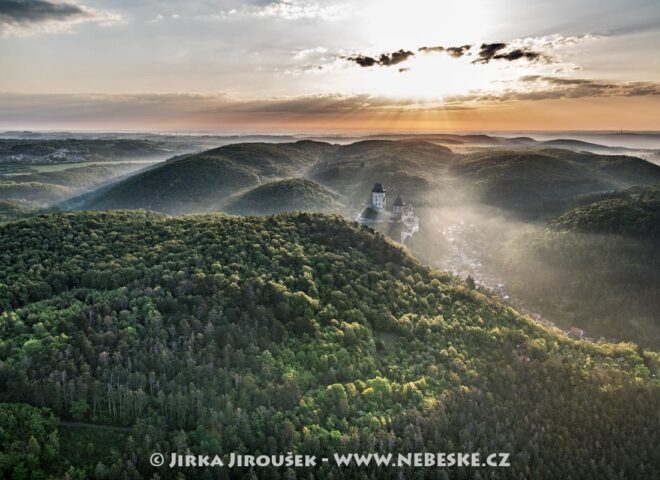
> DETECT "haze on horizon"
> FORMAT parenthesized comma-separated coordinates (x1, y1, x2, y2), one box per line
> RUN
(0, 0, 659, 132)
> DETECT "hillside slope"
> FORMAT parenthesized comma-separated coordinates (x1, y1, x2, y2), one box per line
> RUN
(69, 141, 660, 219)
(450, 149, 660, 217)
(223, 178, 345, 215)
(0, 211, 657, 478)
(552, 184, 660, 237)
(491, 186, 660, 346)
(0, 163, 147, 209)
(81, 141, 335, 214)
(309, 140, 454, 205)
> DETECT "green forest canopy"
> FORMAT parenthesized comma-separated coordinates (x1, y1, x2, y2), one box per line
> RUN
(0, 211, 658, 478)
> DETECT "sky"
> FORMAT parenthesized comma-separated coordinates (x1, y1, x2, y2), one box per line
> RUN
(0, 0, 659, 132)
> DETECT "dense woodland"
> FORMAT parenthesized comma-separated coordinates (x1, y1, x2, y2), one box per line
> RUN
(552, 185, 660, 237)
(224, 179, 346, 216)
(487, 184, 660, 347)
(0, 211, 658, 479)
(448, 149, 660, 218)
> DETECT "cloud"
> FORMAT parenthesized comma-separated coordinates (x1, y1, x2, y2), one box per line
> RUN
(475, 42, 507, 59)
(519, 76, 660, 97)
(257, 1, 345, 20)
(344, 49, 415, 68)
(331, 33, 596, 72)
(444, 76, 660, 104)
(344, 39, 544, 70)
(418, 45, 444, 53)
(0, 92, 468, 128)
(0, 0, 120, 36)
(445, 45, 471, 58)
(345, 54, 377, 67)
(492, 48, 542, 62)
(418, 44, 471, 57)
(514, 34, 602, 50)
(472, 42, 547, 64)
(378, 49, 414, 66)
(212, 1, 353, 21)
(293, 46, 328, 59)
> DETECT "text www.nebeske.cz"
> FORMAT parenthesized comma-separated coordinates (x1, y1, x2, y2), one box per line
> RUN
(152, 452, 511, 468)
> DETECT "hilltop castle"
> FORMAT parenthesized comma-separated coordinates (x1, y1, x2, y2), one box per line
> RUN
(355, 183, 419, 243)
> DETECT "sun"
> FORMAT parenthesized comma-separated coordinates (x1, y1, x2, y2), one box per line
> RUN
(316, 0, 526, 102)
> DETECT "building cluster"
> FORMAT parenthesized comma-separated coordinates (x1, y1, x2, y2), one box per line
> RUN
(355, 183, 420, 243)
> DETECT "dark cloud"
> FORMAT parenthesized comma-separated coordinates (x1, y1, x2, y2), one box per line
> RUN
(345, 49, 414, 68)
(493, 49, 542, 62)
(418, 45, 444, 53)
(380, 49, 414, 66)
(345, 40, 544, 71)
(0, 0, 117, 35)
(348, 55, 378, 67)
(477, 43, 506, 57)
(0, 0, 89, 24)
(473, 42, 546, 64)
(445, 45, 471, 58)
(418, 44, 471, 57)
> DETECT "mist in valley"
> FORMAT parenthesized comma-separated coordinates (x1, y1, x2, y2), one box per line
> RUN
(413, 200, 660, 347)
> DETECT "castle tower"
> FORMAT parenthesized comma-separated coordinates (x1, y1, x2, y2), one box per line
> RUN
(371, 183, 386, 210)
(392, 195, 404, 217)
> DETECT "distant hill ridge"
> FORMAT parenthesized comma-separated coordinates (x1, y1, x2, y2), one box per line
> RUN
(68, 140, 660, 218)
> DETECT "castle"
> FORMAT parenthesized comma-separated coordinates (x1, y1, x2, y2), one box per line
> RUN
(355, 183, 420, 243)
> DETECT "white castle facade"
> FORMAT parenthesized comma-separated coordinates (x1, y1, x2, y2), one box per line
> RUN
(355, 183, 420, 243)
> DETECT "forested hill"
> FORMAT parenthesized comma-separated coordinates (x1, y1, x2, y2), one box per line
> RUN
(551, 184, 660, 238)
(308, 140, 454, 204)
(80, 141, 335, 214)
(449, 149, 660, 217)
(68, 139, 660, 219)
(223, 178, 346, 215)
(76, 139, 454, 215)
(0, 211, 658, 479)
(491, 184, 660, 346)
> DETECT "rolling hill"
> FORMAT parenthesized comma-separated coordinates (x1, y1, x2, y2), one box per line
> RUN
(0, 163, 147, 209)
(80, 141, 335, 214)
(308, 140, 454, 205)
(65, 140, 660, 220)
(449, 149, 660, 217)
(551, 184, 660, 237)
(0, 211, 658, 478)
(223, 178, 345, 215)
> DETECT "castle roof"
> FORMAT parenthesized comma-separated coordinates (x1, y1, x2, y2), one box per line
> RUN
(371, 183, 385, 193)
(393, 195, 404, 206)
